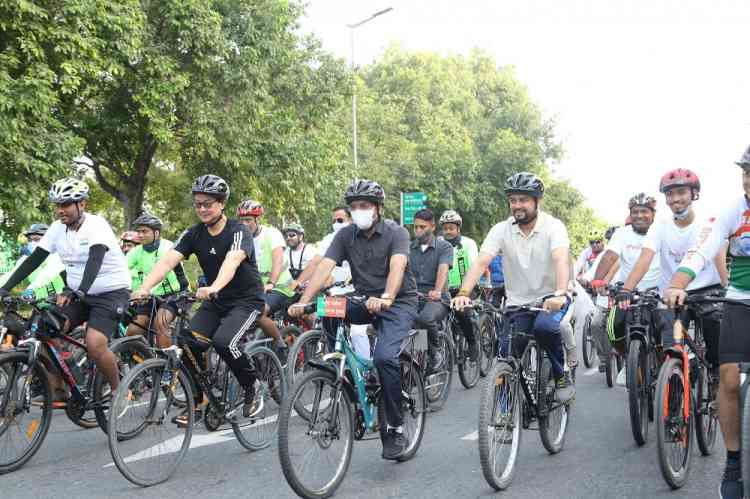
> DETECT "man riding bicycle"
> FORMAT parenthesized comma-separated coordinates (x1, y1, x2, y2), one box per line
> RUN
(665, 145, 750, 499)
(289, 179, 418, 460)
(131, 174, 265, 420)
(0, 224, 65, 301)
(452, 172, 574, 402)
(0, 177, 130, 403)
(126, 212, 190, 348)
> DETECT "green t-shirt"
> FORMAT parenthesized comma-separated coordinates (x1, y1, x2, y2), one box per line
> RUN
(127, 239, 182, 296)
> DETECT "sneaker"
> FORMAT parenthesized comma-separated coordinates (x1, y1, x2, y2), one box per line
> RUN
(172, 407, 203, 427)
(598, 362, 606, 373)
(467, 341, 479, 362)
(382, 429, 408, 460)
(719, 464, 743, 499)
(555, 375, 575, 403)
(616, 367, 626, 386)
(243, 387, 263, 418)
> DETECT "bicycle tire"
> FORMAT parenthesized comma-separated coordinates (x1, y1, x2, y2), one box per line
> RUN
(425, 331, 454, 411)
(281, 324, 303, 348)
(581, 313, 597, 369)
(0, 352, 53, 474)
(694, 363, 718, 456)
(478, 361, 522, 490)
(93, 338, 151, 434)
(656, 357, 693, 489)
(457, 334, 481, 389)
(232, 345, 286, 451)
(538, 357, 569, 454)
(286, 328, 325, 387)
(278, 368, 354, 499)
(478, 313, 495, 377)
(108, 357, 194, 487)
(377, 356, 426, 462)
(627, 338, 650, 446)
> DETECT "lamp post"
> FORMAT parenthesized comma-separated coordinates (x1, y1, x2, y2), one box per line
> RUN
(348, 7, 393, 170)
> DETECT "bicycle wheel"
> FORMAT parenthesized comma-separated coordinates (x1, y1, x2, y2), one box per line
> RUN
(656, 357, 693, 489)
(93, 338, 151, 434)
(425, 331, 454, 411)
(287, 329, 327, 387)
(108, 358, 194, 487)
(0, 352, 53, 474)
(694, 364, 718, 456)
(457, 334, 481, 389)
(627, 339, 650, 446)
(278, 368, 354, 499)
(478, 361, 522, 490)
(281, 324, 303, 348)
(582, 313, 597, 369)
(231, 345, 286, 451)
(476, 313, 493, 377)
(378, 356, 426, 462)
(538, 358, 569, 454)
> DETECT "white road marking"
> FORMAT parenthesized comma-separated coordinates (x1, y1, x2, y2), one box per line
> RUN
(461, 430, 478, 441)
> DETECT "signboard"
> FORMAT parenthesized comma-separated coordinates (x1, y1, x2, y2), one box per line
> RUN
(400, 192, 427, 225)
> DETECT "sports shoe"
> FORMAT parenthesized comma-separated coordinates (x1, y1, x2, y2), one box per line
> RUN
(719, 463, 743, 499)
(382, 428, 408, 460)
(554, 374, 575, 403)
(616, 367, 626, 386)
(243, 387, 263, 418)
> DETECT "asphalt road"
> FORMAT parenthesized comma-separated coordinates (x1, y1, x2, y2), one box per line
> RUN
(2, 356, 724, 499)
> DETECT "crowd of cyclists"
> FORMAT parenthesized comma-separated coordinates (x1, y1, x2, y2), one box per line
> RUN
(2, 143, 750, 498)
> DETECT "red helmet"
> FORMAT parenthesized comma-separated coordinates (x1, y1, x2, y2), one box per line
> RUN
(237, 199, 264, 217)
(659, 168, 701, 197)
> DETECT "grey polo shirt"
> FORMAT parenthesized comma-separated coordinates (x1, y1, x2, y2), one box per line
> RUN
(408, 236, 453, 296)
(324, 218, 417, 300)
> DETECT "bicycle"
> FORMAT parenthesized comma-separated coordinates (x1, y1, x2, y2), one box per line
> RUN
(477, 296, 571, 490)
(656, 291, 722, 489)
(0, 294, 149, 474)
(477, 285, 504, 377)
(415, 294, 454, 412)
(278, 295, 426, 499)
(107, 292, 286, 487)
(445, 303, 482, 389)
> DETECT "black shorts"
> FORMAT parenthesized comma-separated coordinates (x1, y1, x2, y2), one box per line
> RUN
(719, 301, 750, 364)
(62, 288, 130, 339)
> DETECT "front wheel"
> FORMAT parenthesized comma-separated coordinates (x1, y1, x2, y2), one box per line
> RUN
(538, 358, 569, 454)
(656, 357, 693, 489)
(694, 365, 718, 456)
(456, 334, 481, 389)
(424, 331, 454, 411)
(478, 313, 495, 377)
(627, 339, 650, 446)
(478, 362, 522, 490)
(581, 313, 598, 369)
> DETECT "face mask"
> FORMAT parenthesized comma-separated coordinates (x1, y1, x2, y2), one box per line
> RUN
(444, 236, 459, 247)
(332, 222, 349, 233)
(351, 209, 375, 230)
(673, 207, 691, 221)
(22, 242, 37, 256)
(417, 231, 433, 244)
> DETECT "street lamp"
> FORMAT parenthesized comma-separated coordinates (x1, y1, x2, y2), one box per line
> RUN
(347, 7, 393, 170)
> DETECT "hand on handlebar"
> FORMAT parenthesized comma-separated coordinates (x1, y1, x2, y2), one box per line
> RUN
(288, 303, 308, 318)
(542, 295, 567, 313)
(366, 297, 392, 314)
(616, 288, 633, 310)
(591, 279, 608, 296)
(131, 288, 151, 302)
(427, 289, 442, 302)
(196, 286, 219, 301)
(665, 287, 688, 308)
(451, 295, 472, 311)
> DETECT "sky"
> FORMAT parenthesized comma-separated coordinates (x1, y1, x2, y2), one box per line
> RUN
(299, 0, 750, 224)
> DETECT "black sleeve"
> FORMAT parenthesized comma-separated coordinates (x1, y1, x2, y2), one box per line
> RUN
(324, 228, 349, 266)
(174, 262, 189, 291)
(60, 269, 68, 286)
(173, 228, 194, 259)
(0, 247, 49, 292)
(78, 244, 107, 295)
(229, 223, 255, 261)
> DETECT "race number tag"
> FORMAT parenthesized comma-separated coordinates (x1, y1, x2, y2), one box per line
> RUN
(316, 296, 347, 318)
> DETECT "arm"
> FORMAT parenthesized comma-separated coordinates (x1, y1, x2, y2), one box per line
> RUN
(207, 250, 245, 292)
(294, 254, 323, 285)
(78, 244, 107, 295)
(593, 250, 619, 282)
(552, 246, 571, 293)
(434, 263, 449, 294)
(269, 246, 284, 286)
(0, 248, 49, 292)
(294, 258, 336, 307)
(457, 252, 494, 296)
(715, 240, 729, 287)
(138, 249, 184, 294)
(383, 254, 407, 299)
(622, 248, 656, 291)
(605, 259, 620, 282)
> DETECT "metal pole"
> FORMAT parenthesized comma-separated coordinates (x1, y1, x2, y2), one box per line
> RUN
(400, 191, 404, 226)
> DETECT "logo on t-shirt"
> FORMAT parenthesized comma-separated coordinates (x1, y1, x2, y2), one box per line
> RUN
(209, 247, 216, 255)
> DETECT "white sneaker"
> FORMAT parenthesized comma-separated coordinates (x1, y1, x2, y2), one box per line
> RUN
(616, 367, 626, 386)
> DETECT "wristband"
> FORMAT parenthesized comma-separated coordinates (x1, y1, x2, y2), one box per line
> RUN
(591, 279, 608, 288)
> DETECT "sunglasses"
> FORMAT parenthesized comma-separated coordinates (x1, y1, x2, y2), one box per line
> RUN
(284, 233, 299, 239)
(589, 239, 602, 245)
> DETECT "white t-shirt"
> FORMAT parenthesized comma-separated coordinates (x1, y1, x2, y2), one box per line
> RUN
(39, 214, 131, 294)
(479, 211, 570, 306)
(607, 225, 660, 291)
(286, 243, 318, 275)
(253, 225, 286, 270)
(643, 215, 722, 293)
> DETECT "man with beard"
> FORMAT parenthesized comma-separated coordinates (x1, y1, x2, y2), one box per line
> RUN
(440, 209, 480, 360)
(452, 172, 575, 402)
(592, 193, 662, 385)
(282, 222, 316, 286)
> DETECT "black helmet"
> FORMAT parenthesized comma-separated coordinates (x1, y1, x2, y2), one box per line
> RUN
(736, 144, 750, 168)
(24, 223, 49, 237)
(628, 192, 657, 211)
(344, 179, 385, 205)
(191, 174, 229, 201)
(504, 172, 545, 198)
(132, 212, 163, 230)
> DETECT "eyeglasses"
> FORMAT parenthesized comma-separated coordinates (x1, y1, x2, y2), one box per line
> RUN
(333, 218, 346, 223)
(193, 199, 217, 210)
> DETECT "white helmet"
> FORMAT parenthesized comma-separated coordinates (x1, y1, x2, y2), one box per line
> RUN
(439, 210, 462, 226)
(48, 178, 90, 204)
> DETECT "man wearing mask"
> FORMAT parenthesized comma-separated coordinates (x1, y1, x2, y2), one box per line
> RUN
(440, 209, 480, 360)
(126, 212, 190, 347)
(409, 209, 453, 371)
(296, 206, 354, 292)
(0, 224, 65, 301)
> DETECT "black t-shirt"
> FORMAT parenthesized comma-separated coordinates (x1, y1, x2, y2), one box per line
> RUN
(174, 219, 264, 303)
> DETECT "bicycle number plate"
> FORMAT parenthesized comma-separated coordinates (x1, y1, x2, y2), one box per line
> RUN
(316, 296, 347, 318)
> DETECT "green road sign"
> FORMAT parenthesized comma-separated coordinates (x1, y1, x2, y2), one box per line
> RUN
(400, 192, 427, 225)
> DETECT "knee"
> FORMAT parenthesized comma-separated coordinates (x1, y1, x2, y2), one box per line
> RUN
(373, 349, 398, 370)
(720, 364, 740, 397)
(155, 310, 173, 334)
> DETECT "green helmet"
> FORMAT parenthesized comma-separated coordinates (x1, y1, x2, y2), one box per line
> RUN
(587, 229, 603, 242)
(282, 222, 304, 235)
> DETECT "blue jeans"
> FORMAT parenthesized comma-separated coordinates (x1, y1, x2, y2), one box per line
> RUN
(322, 298, 418, 428)
(500, 304, 569, 379)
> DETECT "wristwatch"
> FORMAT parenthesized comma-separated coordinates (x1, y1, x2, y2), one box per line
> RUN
(380, 293, 393, 301)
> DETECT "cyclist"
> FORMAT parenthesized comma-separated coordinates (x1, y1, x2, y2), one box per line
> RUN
(283, 222, 316, 288)
(0, 177, 130, 403)
(0, 224, 65, 301)
(236, 200, 291, 358)
(296, 206, 354, 294)
(126, 212, 190, 347)
(452, 172, 574, 402)
(665, 145, 750, 499)
(120, 231, 142, 254)
(409, 208, 453, 371)
(575, 229, 605, 281)
(440, 209, 480, 359)
(592, 193, 664, 384)
(289, 179, 418, 460)
(131, 174, 265, 419)
(479, 255, 505, 307)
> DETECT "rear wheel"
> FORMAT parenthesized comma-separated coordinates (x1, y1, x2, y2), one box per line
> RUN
(581, 313, 598, 369)
(538, 358, 569, 454)
(478, 313, 495, 377)
(627, 339, 650, 446)
(656, 357, 693, 489)
(694, 363, 718, 456)
(424, 331, 453, 411)
(457, 333, 481, 389)
(605, 350, 621, 388)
